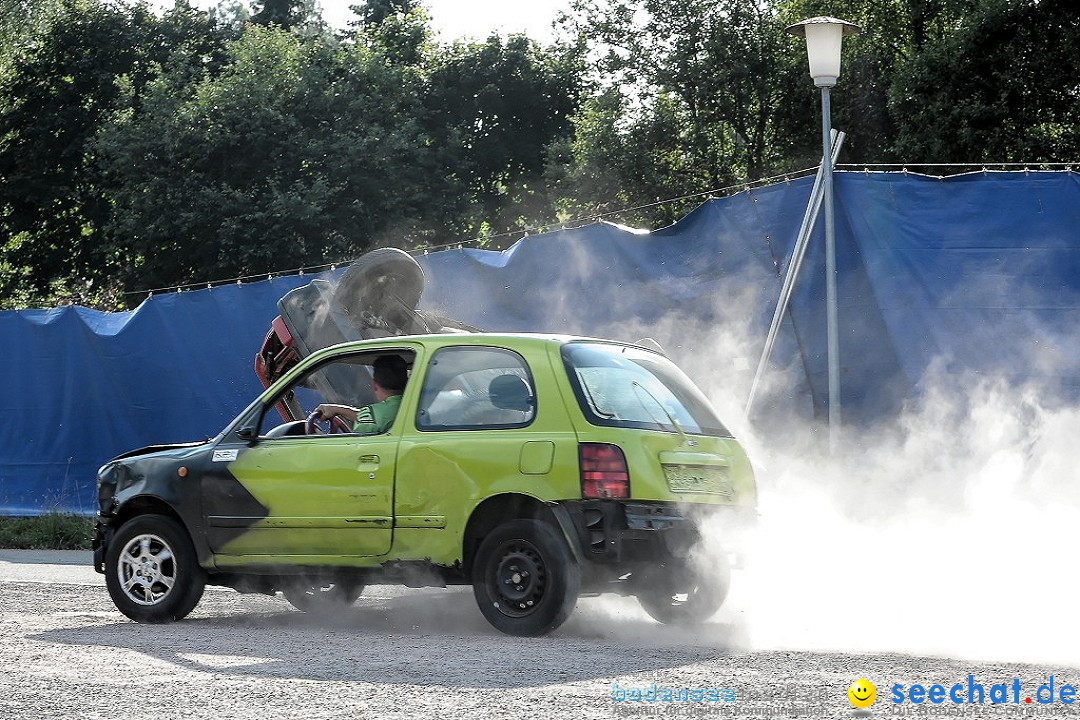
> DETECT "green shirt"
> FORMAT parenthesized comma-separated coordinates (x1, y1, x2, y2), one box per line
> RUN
(352, 394, 402, 434)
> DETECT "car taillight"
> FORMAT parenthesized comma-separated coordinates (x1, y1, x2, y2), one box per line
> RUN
(579, 443, 630, 499)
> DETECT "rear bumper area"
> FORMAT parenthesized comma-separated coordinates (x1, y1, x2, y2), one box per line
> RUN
(555, 500, 756, 565)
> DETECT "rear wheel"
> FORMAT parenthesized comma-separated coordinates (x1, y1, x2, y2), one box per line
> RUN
(105, 514, 206, 623)
(471, 519, 580, 636)
(282, 580, 364, 614)
(636, 556, 730, 625)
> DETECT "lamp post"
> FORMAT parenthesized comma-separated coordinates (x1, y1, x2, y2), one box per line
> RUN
(785, 16, 860, 453)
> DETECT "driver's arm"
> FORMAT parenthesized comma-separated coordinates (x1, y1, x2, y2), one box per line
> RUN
(315, 403, 359, 423)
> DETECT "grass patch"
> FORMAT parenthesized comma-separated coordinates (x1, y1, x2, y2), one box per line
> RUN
(0, 512, 95, 550)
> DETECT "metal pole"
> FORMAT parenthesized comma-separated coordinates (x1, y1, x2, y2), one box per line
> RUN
(821, 85, 841, 452)
(745, 130, 843, 416)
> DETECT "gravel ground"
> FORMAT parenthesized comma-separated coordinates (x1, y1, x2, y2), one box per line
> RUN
(1, 551, 1077, 720)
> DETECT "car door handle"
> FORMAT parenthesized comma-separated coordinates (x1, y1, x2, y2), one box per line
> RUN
(359, 454, 380, 464)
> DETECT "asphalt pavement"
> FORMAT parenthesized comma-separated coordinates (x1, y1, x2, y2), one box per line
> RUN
(2, 553, 1079, 719)
(0, 549, 99, 584)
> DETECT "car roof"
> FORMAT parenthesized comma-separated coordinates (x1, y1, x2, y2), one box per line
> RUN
(301, 332, 659, 363)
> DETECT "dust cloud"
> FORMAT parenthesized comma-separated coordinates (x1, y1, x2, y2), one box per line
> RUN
(588, 263, 1080, 666)
(700, 353, 1080, 667)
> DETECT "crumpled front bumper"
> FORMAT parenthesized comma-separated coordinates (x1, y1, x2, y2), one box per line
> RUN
(91, 519, 113, 574)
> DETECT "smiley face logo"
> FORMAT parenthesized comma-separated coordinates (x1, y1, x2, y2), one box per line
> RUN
(848, 678, 876, 708)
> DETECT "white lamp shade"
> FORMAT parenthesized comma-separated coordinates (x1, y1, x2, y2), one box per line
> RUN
(804, 23, 844, 86)
(785, 17, 860, 87)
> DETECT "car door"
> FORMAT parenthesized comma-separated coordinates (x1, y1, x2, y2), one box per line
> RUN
(392, 344, 578, 565)
(201, 347, 417, 560)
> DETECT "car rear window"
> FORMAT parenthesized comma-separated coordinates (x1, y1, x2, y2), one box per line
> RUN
(561, 342, 731, 438)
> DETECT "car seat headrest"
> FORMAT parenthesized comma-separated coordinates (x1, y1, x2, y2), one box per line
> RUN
(488, 374, 533, 412)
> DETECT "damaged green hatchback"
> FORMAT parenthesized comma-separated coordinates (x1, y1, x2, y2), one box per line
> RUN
(94, 333, 756, 636)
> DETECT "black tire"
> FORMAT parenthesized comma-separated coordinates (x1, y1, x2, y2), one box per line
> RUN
(471, 519, 580, 637)
(104, 514, 206, 623)
(282, 580, 364, 614)
(636, 556, 731, 625)
(334, 248, 425, 331)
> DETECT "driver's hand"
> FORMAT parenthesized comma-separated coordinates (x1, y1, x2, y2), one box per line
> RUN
(315, 404, 337, 420)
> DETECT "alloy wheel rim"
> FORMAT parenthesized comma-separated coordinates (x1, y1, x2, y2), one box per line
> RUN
(117, 533, 177, 606)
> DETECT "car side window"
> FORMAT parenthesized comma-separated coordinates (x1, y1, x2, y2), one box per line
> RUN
(416, 347, 535, 431)
(257, 350, 414, 437)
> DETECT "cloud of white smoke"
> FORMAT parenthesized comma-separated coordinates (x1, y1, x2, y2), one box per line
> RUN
(701, 351, 1080, 667)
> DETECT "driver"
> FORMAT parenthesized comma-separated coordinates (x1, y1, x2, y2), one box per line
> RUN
(315, 354, 408, 434)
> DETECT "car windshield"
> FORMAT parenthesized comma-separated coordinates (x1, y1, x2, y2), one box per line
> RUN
(561, 342, 731, 438)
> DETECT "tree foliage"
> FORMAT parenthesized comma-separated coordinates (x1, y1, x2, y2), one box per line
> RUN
(349, 0, 431, 67)
(425, 34, 585, 238)
(1, 0, 1079, 309)
(0, 0, 584, 305)
(555, 0, 813, 226)
(250, 0, 301, 27)
(554, 0, 1080, 226)
(888, 0, 1080, 162)
(779, 0, 1080, 163)
(95, 24, 448, 291)
(0, 0, 229, 308)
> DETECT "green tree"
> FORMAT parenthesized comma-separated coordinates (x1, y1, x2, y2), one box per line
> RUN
(94, 24, 448, 292)
(425, 34, 585, 239)
(250, 0, 300, 27)
(556, 0, 810, 227)
(779, 0, 981, 163)
(0, 0, 228, 309)
(888, 0, 1080, 162)
(349, 0, 431, 66)
(779, 0, 1080, 165)
(251, 0, 328, 38)
(210, 0, 252, 31)
(345, 2, 585, 243)
(0, 0, 40, 45)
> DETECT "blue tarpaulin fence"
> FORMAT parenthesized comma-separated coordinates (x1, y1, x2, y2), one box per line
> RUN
(3, 171, 1079, 515)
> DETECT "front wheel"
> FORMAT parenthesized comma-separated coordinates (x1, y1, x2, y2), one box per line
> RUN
(104, 514, 206, 623)
(472, 519, 580, 636)
(636, 556, 730, 625)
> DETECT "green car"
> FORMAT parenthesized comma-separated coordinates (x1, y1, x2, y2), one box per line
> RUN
(93, 333, 757, 636)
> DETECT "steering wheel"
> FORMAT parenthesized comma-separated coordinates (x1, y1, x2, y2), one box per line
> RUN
(305, 410, 352, 435)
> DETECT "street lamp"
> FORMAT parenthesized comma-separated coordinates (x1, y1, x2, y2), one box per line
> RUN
(785, 16, 860, 453)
